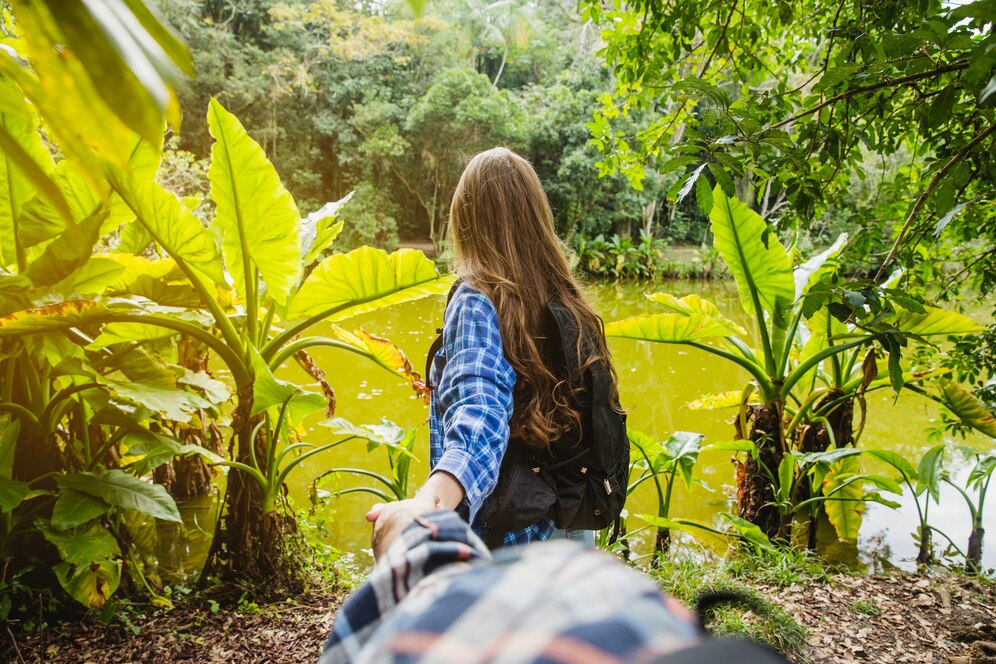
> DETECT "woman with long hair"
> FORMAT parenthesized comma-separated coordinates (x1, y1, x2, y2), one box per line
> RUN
(367, 147, 618, 548)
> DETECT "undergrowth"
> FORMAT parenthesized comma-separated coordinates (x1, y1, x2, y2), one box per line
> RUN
(648, 546, 823, 662)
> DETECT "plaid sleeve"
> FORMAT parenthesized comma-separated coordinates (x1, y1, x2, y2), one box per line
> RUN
(431, 284, 516, 523)
(318, 512, 491, 664)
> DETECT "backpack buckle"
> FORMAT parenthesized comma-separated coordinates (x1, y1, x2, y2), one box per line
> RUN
(604, 479, 613, 495)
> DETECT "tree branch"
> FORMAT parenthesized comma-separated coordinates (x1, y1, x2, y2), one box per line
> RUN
(875, 121, 996, 281)
(770, 61, 968, 131)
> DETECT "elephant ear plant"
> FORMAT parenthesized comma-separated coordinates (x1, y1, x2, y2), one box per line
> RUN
(0, 97, 453, 591)
(605, 187, 981, 541)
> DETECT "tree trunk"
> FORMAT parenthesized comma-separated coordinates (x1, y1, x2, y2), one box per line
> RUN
(796, 390, 854, 547)
(735, 405, 785, 540)
(200, 384, 301, 591)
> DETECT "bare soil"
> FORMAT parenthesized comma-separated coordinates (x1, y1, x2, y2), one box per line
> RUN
(3, 572, 994, 663)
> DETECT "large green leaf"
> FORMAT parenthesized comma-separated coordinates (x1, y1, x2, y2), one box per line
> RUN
(102, 377, 213, 423)
(605, 312, 740, 342)
(57, 469, 181, 522)
(51, 489, 109, 529)
(939, 378, 996, 438)
(646, 292, 747, 335)
(45, 0, 171, 145)
(106, 164, 225, 285)
(288, 247, 448, 321)
(865, 449, 918, 482)
(39, 520, 121, 609)
(893, 307, 982, 337)
(0, 299, 109, 336)
(821, 455, 864, 542)
(709, 186, 793, 320)
(23, 211, 105, 287)
(4, 1, 139, 169)
(208, 98, 301, 306)
(248, 347, 325, 420)
(663, 431, 705, 488)
(0, 77, 55, 268)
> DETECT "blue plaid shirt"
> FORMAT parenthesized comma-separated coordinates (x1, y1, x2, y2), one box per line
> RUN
(428, 281, 556, 546)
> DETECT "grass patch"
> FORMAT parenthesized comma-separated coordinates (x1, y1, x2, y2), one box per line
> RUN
(853, 599, 881, 616)
(648, 548, 818, 661)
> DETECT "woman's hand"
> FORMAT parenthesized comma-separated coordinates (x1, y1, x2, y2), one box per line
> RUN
(366, 471, 466, 559)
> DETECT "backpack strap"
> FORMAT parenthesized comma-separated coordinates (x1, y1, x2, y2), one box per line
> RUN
(425, 328, 445, 389)
(425, 277, 465, 390)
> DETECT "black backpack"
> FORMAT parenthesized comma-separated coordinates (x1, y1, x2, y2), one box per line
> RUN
(426, 284, 628, 546)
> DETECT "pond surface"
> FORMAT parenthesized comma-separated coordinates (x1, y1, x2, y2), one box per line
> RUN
(165, 280, 994, 577)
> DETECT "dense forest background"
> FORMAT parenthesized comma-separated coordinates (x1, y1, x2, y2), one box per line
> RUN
(156, 0, 733, 252)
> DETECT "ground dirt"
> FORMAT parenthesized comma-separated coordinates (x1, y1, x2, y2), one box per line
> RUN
(760, 572, 996, 663)
(3, 572, 994, 663)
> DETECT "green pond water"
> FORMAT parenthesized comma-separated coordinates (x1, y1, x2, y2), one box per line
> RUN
(160, 280, 994, 578)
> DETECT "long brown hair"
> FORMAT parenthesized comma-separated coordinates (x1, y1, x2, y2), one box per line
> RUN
(449, 147, 617, 447)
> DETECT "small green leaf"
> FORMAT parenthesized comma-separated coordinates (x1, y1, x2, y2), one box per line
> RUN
(916, 445, 945, 504)
(721, 512, 776, 551)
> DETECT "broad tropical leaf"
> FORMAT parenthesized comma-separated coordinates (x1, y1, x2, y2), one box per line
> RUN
(208, 98, 301, 306)
(0, 300, 108, 336)
(646, 292, 747, 335)
(248, 347, 325, 420)
(288, 247, 449, 321)
(103, 377, 213, 423)
(39, 521, 121, 609)
(0, 420, 19, 478)
(0, 77, 56, 267)
(709, 186, 793, 320)
(821, 456, 864, 541)
(51, 489, 109, 529)
(23, 211, 105, 287)
(664, 431, 705, 488)
(57, 469, 181, 522)
(916, 444, 945, 503)
(605, 312, 740, 342)
(865, 449, 918, 483)
(893, 307, 982, 337)
(939, 378, 996, 438)
(106, 164, 225, 285)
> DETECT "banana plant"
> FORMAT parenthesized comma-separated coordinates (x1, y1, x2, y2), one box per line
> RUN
(605, 186, 981, 538)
